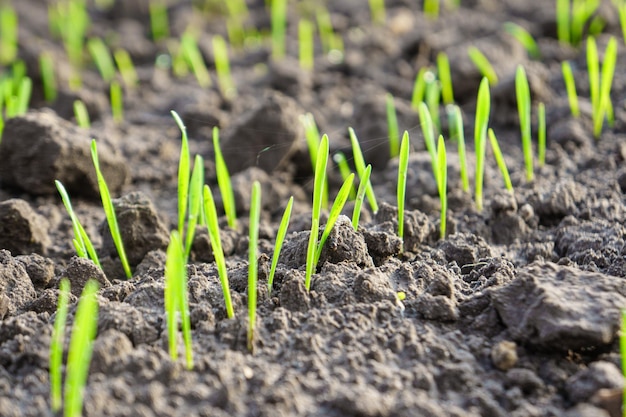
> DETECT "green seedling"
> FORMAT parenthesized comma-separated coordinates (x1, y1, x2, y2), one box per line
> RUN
(593, 36, 618, 138)
(271, 0, 287, 60)
(184, 155, 204, 260)
(213, 35, 236, 99)
(164, 231, 193, 369)
(299, 19, 315, 71)
(50, 278, 70, 413)
(474, 77, 491, 211)
(268, 196, 294, 296)
(515, 65, 533, 182)
(91, 139, 132, 279)
(114, 48, 138, 89)
(64, 279, 99, 417)
(349, 127, 379, 214)
(561, 61, 580, 118)
(386, 93, 400, 158)
(314, 173, 355, 265)
(397, 131, 409, 247)
(181, 33, 211, 88)
(305, 134, 329, 291)
(0, 5, 17, 65)
(538, 102, 546, 167)
(411, 67, 429, 110)
(52, 0, 90, 90)
(352, 164, 372, 230)
(418, 102, 437, 162)
(488, 128, 514, 193)
(556, 0, 571, 45)
(172, 111, 190, 237)
(213, 127, 237, 229)
(316, 7, 342, 55)
(618, 1, 626, 45)
(150, 0, 170, 41)
(14, 76, 31, 116)
(503, 22, 540, 59)
(435, 135, 447, 239)
(73, 100, 90, 128)
(424, 0, 440, 19)
(247, 181, 261, 352)
(333, 152, 357, 200)
(300, 113, 328, 209)
(572, 0, 600, 46)
(110, 81, 123, 123)
(87, 37, 116, 83)
(369, 0, 386, 24)
(437, 53, 454, 105)
(447, 105, 469, 192)
(468, 47, 498, 86)
(203, 185, 235, 318)
(39, 53, 57, 102)
(425, 76, 442, 133)
(55, 180, 100, 267)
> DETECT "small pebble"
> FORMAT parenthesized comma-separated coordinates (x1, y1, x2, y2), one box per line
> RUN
(491, 340, 518, 371)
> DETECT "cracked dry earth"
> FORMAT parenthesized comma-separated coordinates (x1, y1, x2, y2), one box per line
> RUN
(1, 0, 626, 416)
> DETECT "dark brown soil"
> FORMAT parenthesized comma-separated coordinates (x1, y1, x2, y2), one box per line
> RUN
(1, 0, 626, 416)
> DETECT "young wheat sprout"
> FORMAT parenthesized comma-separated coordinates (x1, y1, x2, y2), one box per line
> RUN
(248, 181, 261, 352)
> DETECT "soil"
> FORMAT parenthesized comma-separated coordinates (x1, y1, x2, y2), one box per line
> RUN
(1, 0, 626, 416)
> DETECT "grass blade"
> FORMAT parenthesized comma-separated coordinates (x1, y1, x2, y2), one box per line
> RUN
(503, 22, 540, 59)
(418, 102, 437, 170)
(538, 102, 546, 167)
(448, 105, 469, 192)
(172, 111, 190, 237)
(474, 77, 491, 211)
(213, 127, 237, 228)
(50, 278, 70, 412)
(596, 36, 617, 137)
(213, 35, 236, 100)
(436, 135, 447, 239)
(488, 128, 514, 193)
(247, 181, 261, 352)
(184, 155, 204, 260)
(386, 93, 400, 158)
(268, 196, 294, 295)
(515, 65, 533, 182)
(349, 128, 378, 214)
(561, 61, 580, 118)
(352, 164, 372, 230)
(437, 52, 454, 105)
(73, 100, 90, 128)
(333, 152, 357, 200)
(304, 218, 319, 292)
(468, 47, 498, 86)
(397, 131, 410, 246)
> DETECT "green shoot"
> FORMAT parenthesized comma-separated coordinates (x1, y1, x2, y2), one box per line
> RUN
(149, 0, 170, 42)
(397, 131, 409, 246)
(594, 36, 618, 138)
(349, 128, 379, 214)
(172, 111, 190, 237)
(181, 33, 211, 88)
(369, 0, 386, 24)
(50, 278, 70, 413)
(435, 135, 447, 239)
(468, 47, 499, 86)
(184, 155, 204, 260)
(314, 173, 355, 265)
(618, 1, 626, 45)
(437, 53, 455, 105)
(304, 218, 319, 292)
(411, 67, 429, 110)
(316, 7, 343, 57)
(73, 100, 90, 128)
(164, 231, 193, 369)
(386, 93, 400, 158)
(561, 61, 580, 118)
(55, 180, 100, 267)
(268, 196, 294, 296)
(487, 128, 514, 193)
(352, 164, 372, 230)
(213, 127, 237, 229)
(300, 113, 328, 209)
(298, 19, 315, 71)
(14, 76, 31, 117)
(556, 0, 571, 45)
(64, 279, 99, 417)
(91, 139, 132, 279)
(271, 0, 287, 60)
(110, 81, 123, 123)
(425, 76, 441, 133)
(39, 53, 58, 102)
(0, 5, 17, 65)
(474, 77, 491, 211)
(538, 102, 546, 167)
(213, 35, 236, 100)
(87, 37, 116, 83)
(247, 181, 261, 352)
(54, 0, 90, 90)
(203, 185, 235, 318)
(418, 102, 437, 169)
(333, 152, 357, 200)
(515, 65, 533, 182)
(424, 0, 440, 19)
(114, 48, 138, 89)
(572, 0, 600, 46)
(448, 105, 469, 192)
(503, 22, 540, 59)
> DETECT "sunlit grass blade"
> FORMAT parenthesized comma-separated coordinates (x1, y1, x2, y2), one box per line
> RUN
(474, 77, 491, 211)
(184, 155, 204, 260)
(87, 37, 116, 83)
(425, 77, 441, 133)
(268, 196, 293, 296)
(0, 5, 17, 65)
(352, 164, 372, 230)
(418, 102, 437, 169)
(349, 128, 378, 214)
(300, 113, 328, 209)
(368, 0, 386, 24)
(40, 52, 57, 102)
(411, 67, 428, 110)
(423, 0, 439, 19)
(487, 128, 514, 193)
(114, 48, 138, 89)
(556, 0, 571, 45)
(437, 52, 454, 105)
(436, 135, 447, 239)
(397, 132, 409, 247)
(213, 127, 237, 228)
(299, 19, 314, 71)
(333, 152, 356, 200)
(587, 37, 600, 137)
(503, 22, 540, 59)
(515, 65, 533, 182)
(181, 32, 211, 88)
(14, 76, 31, 116)
(562, 61, 580, 118)
(172, 111, 190, 237)
(64, 279, 99, 417)
(203, 185, 235, 318)
(386, 93, 400, 158)
(304, 218, 318, 292)
(247, 181, 261, 353)
(50, 278, 70, 413)
(596, 36, 617, 137)
(91, 139, 132, 279)
(314, 173, 355, 265)
(73, 100, 90, 128)
(149, 0, 170, 42)
(448, 105, 469, 192)
(271, 0, 287, 60)
(110, 81, 123, 123)
(538, 102, 546, 167)
(468, 47, 498, 86)
(213, 35, 236, 100)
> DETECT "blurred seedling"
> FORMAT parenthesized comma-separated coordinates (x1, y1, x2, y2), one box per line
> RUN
(488, 128, 514, 193)
(561, 61, 580, 118)
(447, 104, 469, 192)
(386, 93, 400, 158)
(349, 127, 379, 214)
(213, 126, 237, 228)
(150, 0, 170, 42)
(114, 48, 138, 89)
(369, 0, 386, 24)
(110, 81, 123, 123)
(437, 52, 455, 105)
(538, 102, 546, 167)
(73, 100, 90, 128)
(247, 181, 261, 352)
(333, 152, 357, 200)
(503, 22, 540, 59)
(39, 52, 58, 102)
(268, 196, 294, 296)
(397, 131, 409, 248)
(299, 19, 315, 71)
(587, 36, 617, 138)
(515, 65, 533, 182)
(468, 47, 498, 86)
(0, 4, 18, 65)
(213, 35, 237, 99)
(301, 112, 328, 209)
(181, 32, 211, 88)
(87, 37, 116, 83)
(352, 164, 372, 230)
